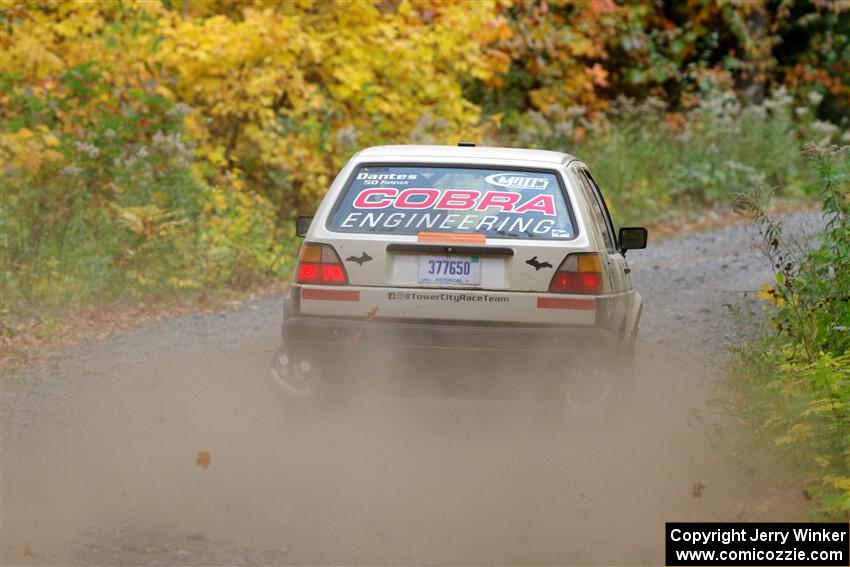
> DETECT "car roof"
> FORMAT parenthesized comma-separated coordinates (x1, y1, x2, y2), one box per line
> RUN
(355, 144, 579, 166)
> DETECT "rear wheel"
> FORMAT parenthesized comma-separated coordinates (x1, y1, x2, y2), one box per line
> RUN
(562, 337, 636, 416)
(270, 344, 342, 409)
(563, 364, 617, 414)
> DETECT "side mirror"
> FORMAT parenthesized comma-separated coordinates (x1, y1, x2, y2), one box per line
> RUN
(619, 227, 647, 254)
(295, 216, 313, 238)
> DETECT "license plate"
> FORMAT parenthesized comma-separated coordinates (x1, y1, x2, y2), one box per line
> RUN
(418, 255, 480, 285)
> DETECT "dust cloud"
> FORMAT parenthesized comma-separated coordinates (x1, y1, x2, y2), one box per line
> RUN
(4, 214, 824, 564)
(1, 325, 804, 565)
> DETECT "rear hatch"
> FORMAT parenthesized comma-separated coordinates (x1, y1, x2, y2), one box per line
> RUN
(299, 163, 599, 325)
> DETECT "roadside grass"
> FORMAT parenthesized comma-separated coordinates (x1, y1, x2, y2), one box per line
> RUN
(1, 68, 296, 349)
(726, 144, 850, 520)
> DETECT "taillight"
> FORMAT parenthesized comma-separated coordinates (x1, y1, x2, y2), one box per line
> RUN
(548, 253, 603, 294)
(296, 243, 349, 285)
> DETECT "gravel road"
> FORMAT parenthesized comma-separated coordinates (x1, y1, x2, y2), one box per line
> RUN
(1, 212, 822, 566)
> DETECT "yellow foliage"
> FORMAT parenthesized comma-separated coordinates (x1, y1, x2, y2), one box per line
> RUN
(1, 1, 510, 214)
(114, 204, 184, 241)
(0, 127, 65, 173)
(775, 423, 814, 446)
(154, 1, 501, 207)
(757, 283, 786, 307)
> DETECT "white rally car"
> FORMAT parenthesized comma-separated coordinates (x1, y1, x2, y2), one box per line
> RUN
(274, 144, 647, 408)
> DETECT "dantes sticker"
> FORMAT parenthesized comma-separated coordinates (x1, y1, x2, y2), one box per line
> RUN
(355, 172, 417, 186)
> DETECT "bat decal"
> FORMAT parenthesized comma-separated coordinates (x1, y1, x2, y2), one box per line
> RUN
(345, 252, 373, 265)
(526, 256, 553, 271)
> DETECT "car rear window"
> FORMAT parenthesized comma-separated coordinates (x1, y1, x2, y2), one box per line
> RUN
(328, 165, 576, 239)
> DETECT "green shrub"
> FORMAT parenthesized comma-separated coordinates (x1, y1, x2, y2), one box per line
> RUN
(729, 143, 849, 519)
(0, 64, 291, 321)
(513, 88, 836, 225)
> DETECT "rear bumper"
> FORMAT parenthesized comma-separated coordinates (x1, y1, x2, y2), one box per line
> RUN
(282, 314, 619, 355)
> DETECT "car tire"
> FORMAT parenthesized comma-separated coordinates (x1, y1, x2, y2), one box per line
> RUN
(562, 364, 616, 415)
(562, 336, 636, 417)
(269, 344, 342, 410)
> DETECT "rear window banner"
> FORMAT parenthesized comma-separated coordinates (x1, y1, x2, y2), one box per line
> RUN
(329, 166, 576, 240)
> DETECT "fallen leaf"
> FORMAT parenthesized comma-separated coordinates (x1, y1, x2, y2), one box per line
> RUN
(345, 331, 362, 346)
(367, 306, 379, 320)
(196, 451, 211, 470)
(692, 481, 706, 498)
